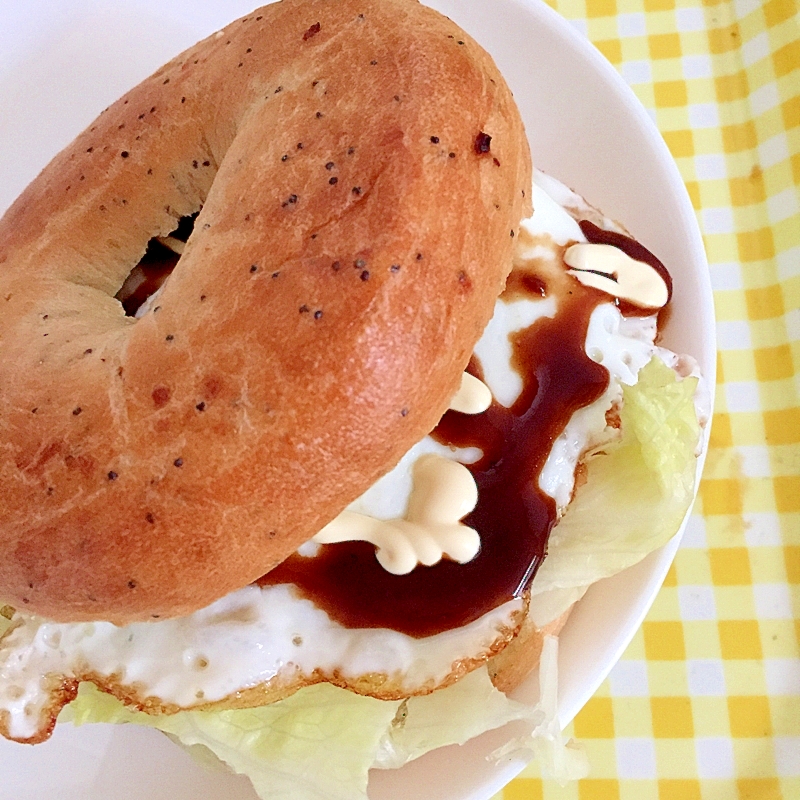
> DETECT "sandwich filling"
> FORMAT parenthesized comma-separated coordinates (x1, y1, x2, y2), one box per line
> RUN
(0, 171, 704, 743)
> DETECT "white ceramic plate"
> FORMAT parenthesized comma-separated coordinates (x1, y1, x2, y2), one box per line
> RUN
(0, 1, 715, 799)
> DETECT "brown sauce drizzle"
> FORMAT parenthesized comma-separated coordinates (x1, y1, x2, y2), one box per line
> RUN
(260, 219, 670, 638)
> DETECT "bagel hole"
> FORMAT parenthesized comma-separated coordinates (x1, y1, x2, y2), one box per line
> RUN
(115, 212, 199, 317)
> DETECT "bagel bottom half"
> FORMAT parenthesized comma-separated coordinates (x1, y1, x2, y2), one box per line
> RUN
(488, 607, 572, 695)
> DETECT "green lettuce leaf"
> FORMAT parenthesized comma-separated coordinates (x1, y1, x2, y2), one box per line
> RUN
(490, 637, 589, 784)
(62, 682, 400, 800)
(374, 666, 538, 770)
(62, 667, 539, 799)
(532, 357, 700, 597)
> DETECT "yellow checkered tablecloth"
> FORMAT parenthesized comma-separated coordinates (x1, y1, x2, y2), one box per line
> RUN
(498, 1, 800, 799)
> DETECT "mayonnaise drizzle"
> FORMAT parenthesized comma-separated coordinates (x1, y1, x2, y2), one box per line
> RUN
(312, 455, 480, 575)
(565, 242, 669, 309)
(312, 373, 489, 575)
(449, 372, 492, 415)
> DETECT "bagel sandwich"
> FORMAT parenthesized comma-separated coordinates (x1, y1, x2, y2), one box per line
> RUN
(0, 1, 707, 797)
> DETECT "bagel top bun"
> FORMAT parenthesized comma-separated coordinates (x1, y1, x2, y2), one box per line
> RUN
(0, 0, 531, 624)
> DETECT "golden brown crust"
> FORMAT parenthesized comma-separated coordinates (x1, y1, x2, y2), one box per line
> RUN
(0, 0, 531, 623)
(0, 635, 79, 745)
(0, 601, 524, 744)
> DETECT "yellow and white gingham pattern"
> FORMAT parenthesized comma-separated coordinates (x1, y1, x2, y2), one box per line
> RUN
(498, 1, 800, 798)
